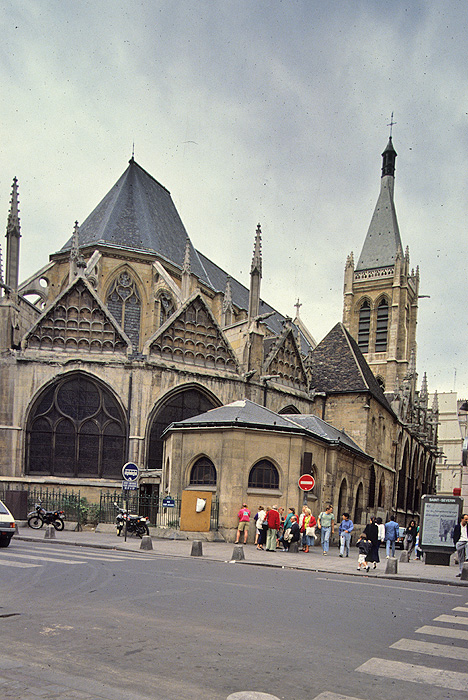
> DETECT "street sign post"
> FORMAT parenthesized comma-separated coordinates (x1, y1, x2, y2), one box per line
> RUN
(122, 462, 140, 542)
(298, 474, 315, 491)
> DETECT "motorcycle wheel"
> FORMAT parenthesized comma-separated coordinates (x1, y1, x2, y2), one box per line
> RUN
(53, 518, 65, 531)
(28, 515, 44, 529)
(137, 525, 147, 538)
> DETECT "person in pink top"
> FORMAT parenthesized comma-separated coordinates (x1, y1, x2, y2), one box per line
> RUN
(235, 503, 251, 544)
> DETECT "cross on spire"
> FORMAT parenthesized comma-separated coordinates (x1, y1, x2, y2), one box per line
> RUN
(294, 298, 302, 318)
(387, 112, 396, 138)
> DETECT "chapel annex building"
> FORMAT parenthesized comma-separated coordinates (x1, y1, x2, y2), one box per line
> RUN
(0, 137, 438, 537)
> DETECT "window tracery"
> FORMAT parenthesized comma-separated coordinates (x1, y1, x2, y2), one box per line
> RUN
(107, 271, 141, 352)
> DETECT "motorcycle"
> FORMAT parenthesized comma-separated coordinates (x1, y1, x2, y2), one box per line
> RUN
(114, 503, 150, 538)
(27, 502, 66, 530)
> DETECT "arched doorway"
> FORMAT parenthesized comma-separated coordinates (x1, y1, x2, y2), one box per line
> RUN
(354, 483, 364, 525)
(337, 478, 348, 517)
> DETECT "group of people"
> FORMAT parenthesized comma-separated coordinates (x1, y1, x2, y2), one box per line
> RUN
(236, 503, 424, 568)
(235, 503, 337, 554)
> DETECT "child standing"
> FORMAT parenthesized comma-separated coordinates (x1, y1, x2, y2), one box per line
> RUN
(357, 533, 372, 572)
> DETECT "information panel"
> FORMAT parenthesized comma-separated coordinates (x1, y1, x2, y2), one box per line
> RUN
(419, 494, 462, 551)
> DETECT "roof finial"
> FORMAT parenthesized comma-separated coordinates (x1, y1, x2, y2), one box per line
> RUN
(294, 298, 302, 319)
(131, 141, 135, 160)
(251, 223, 262, 276)
(388, 112, 396, 139)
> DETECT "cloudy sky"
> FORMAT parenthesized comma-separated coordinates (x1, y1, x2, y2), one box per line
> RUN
(1, 1, 467, 396)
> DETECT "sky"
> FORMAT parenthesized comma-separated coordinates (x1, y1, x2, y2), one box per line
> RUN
(1, 0, 467, 397)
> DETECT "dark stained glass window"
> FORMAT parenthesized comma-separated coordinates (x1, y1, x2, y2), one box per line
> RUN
(248, 460, 279, 489)
(147, 389, 217, 471)
(26, 374, 126, 479)
(375, 299, 389, 352)
(190, 457, 216, 485)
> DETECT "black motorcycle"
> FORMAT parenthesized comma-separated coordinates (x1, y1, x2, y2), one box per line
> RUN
(114, 504, 150, 538)
(27, 502, 66, 530)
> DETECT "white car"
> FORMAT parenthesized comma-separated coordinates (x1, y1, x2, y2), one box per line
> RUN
(0, 499, 16, 547)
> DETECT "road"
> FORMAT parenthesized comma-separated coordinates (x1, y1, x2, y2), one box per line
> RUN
(1, 539, 467, 700)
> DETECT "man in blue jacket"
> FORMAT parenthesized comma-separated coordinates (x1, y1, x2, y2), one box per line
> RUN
(384, 516, 400, 558)
(339, 512, 354, 557)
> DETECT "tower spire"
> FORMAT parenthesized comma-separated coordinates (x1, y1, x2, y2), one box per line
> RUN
(248, 224, 262, 321)
(5, 177, 21, 291)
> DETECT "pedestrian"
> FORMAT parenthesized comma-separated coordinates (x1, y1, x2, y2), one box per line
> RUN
(338, 512, 354, 557)
(303, 507, 316, 553)
(265, 505, 281, 551)
(317, 504, 335, 555)
(283, 515, 300, 551)
(356, 532, 372, 571)
(376, 516, 385, 546)
(235, 503, 251, 544)
(415, 526, 423, 560)
(299, 505, 308, 550)
(254, 505, 266, 549)
(364, 516, 380, 568)
(384, 515, 400, 558)
(404, 520, 417, 560)
(453, 513, 468, 577)
(277, 507, 285, 549)
(279, 507, 295, 550)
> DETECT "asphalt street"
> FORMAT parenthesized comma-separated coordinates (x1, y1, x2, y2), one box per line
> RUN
(1, 533, 468, 700)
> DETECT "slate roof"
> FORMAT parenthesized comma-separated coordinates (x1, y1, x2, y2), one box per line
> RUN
(58, 158, 314, 353)
(163, 398, 371, 459)
(307, 322, 393, 413)
(60, 158, 213, 286)
(356, 140, 403, 271)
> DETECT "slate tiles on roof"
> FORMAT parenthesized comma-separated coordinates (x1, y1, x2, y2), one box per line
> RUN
(308, 322, 393, 412)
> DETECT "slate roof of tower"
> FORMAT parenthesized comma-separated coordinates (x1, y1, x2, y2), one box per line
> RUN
(307, 322, 393, 413)
(356, 141, 403, 271)
(163, 398, 370, 458)
(58, 158, 314, 350)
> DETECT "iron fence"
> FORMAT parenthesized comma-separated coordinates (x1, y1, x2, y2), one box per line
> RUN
(27, 487, 84, 523)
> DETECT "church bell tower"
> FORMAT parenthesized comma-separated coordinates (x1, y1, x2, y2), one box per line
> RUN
(343, 134, 420, 393)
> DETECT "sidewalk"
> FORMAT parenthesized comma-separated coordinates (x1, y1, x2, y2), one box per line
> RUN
(14, 525, 467, 587)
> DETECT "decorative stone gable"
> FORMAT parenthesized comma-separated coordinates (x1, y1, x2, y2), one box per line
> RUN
(23, 277, 130, 354)
(264, 328, 308, 389)
(146, 294, 239, 372)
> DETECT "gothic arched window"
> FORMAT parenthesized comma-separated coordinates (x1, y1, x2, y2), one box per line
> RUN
(107, 271, 141, 352)
(368, 465, 376, 508)
(375, 298, 389, 352)
(248, 460, 279, 489)
(26, 374, 126, 479)
(147, 388, 217, 471)
(190, 457, 217, 486)
(358, 300, 370, 352)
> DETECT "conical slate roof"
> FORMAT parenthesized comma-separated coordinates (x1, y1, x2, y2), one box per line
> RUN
(356, 138, 403, 271)
(60, 158, 212, 286)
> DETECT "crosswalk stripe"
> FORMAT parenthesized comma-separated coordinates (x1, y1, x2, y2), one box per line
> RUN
(357, 657, 468, 690)
(452, 606, 468, 613)
(416, 625, 468, 641)
(391, 638, 468, 661)
(0, 559, 41, 568)
(16, 548, 143, 562)
(3, 552, 85, 565)
(312, 694, 362, 700)
(434, 614, 468, 626)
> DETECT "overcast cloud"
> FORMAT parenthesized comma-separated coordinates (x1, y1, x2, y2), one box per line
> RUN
(1, 0, 467, 396)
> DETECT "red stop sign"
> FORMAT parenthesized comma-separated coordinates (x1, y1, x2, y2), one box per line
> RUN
(298, 474, 315, 491)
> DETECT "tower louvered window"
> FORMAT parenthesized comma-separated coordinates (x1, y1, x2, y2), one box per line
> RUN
(358, 301, 370, 352)
(107, 272, 141, 352)
(375, 299, 389, 352)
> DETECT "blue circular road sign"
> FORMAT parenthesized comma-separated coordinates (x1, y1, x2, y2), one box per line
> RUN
(122, 462, 139, 481)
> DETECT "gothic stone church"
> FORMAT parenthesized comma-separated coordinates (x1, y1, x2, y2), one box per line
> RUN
(0, 137, 438, 537)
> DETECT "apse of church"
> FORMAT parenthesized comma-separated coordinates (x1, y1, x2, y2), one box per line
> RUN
(0, 143, 438, 534)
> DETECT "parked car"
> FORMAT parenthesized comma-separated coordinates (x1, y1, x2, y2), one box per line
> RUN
(0, 499, 16, 547)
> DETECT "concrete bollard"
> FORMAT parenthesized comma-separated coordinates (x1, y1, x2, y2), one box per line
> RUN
(191, 540, 203, 557)
(140, 535, 153, 550)
(461, 563, 468, 581)
(231, 545, 245, 561)
(44, 524, 55, 539)
(227, 692, 280, 700)
(399, 550, 409, 563)
(288, 541, 299, 553)
(385, 557, 398, 574)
